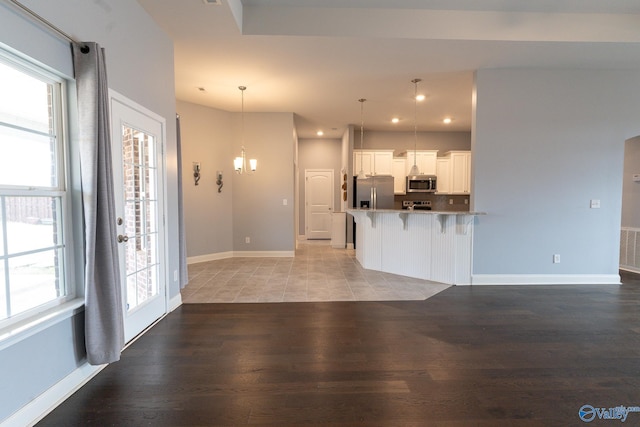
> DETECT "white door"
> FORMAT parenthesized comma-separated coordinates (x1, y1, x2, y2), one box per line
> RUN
(110, 93, 167, 343)
(305, 169, 334, 239)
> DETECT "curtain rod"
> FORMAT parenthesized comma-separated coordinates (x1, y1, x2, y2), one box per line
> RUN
(6, 0, 83, 47)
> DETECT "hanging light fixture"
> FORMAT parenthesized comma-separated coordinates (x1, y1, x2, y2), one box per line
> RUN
(234, 86, 257, 174)
(409, 78, 422, 176)
(356, 98, 368, 180)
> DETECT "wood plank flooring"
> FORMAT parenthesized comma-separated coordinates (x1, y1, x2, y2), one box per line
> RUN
(38, 277, 640, 426)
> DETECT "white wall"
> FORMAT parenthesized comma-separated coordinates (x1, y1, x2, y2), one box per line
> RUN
(0, 0, 176, 423)
(472, 68, 640, 284)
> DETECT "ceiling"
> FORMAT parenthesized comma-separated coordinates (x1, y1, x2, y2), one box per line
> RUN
(137, 0, 640, 138)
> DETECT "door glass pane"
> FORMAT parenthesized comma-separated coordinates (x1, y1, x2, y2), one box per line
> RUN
(122, 124, 159, 313)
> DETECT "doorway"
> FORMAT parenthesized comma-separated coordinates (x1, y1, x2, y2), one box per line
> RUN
(110, 92, 168, 342)
(620, 135, 640, 273)
(305, 169, 334, 239)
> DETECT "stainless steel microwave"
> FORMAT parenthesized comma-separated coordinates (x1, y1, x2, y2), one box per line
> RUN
(406, 174, 437, 193)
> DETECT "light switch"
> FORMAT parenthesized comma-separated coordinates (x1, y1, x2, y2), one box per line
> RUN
(282, 199, 288, 206)
(590, 199, 601, 209)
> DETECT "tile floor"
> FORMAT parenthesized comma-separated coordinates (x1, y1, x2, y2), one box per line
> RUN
(181, 240, 450, 303)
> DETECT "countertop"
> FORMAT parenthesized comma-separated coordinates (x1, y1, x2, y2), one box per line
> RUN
(347, 208, 486, 216)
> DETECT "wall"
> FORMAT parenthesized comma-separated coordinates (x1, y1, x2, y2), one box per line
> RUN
(177, 101, 234, 258)
(297, 138, 342, 237)
(472, 68, 640, 284)
(354, 130, 471, 154)
(178, 104, 296, 257)
(621, 136, 640, 229)
(232, 112, 296, 253)
(0, 1, 176, 423)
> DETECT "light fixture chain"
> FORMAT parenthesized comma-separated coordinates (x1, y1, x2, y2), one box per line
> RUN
(411, 78, 421, 171)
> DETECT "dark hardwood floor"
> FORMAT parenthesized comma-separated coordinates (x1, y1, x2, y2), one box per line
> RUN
(38, 276, 640, 426)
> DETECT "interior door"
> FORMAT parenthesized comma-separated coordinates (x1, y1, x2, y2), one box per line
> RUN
(110, 93, 167, 343)
(305, 169, 334, 239)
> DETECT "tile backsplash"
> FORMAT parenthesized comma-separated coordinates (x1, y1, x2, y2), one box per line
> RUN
(394, 194, 470, 211)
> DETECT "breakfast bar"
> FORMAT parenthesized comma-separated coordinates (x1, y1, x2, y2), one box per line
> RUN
(348, 209, 485, 285)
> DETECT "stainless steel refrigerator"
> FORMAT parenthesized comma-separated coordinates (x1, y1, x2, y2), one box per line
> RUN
(353, 175, 394, 209)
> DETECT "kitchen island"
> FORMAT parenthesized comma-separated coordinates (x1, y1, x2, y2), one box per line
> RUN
(348, 208, 485, 285)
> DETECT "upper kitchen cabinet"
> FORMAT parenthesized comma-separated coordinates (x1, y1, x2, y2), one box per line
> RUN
(403, 150, 438, 175)
(353, 149, 394, 175)
(437, 150, 471, 194)
(392, 157, 406, 194)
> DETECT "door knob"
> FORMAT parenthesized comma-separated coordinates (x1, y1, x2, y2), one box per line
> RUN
(117, 234, 129, 243)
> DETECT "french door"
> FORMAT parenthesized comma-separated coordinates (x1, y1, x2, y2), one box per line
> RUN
(110, 93, 167, 343)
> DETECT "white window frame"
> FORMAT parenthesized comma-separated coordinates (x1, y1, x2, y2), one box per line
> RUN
(0, 47, 81, 346)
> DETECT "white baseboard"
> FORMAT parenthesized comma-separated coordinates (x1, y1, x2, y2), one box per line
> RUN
(188, 250, 295, 264)
(3, 362, 105, 427)
(471, 274, 621, 286)
(233, 250, 295, 258)
(187, 251, 233, 264)
(168, 293, 182, 312)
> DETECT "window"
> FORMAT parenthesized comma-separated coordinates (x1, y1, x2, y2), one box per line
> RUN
(0, 51, 72, 325)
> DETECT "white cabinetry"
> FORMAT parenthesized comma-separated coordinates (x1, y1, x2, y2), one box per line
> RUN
(437, 151, 471, 194)
(403, 150, 438, 175)
(392, 157, 406, 194)
(436, 158, 451, 194)
(353, 149, 394, 176)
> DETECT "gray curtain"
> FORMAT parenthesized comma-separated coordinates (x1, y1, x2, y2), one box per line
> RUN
(73, 43, 124, 365)
(176, 114, 189, 288)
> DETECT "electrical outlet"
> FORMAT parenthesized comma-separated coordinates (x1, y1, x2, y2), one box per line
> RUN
(449, 199, 453, 205)
(245, 237, 250, 244)
(590, 199, 601, 209)
(282, 199, 288, 206)
(553, 254, 561, 264)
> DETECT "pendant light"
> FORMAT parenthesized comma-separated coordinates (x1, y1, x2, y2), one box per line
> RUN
(409, 78, 421, 176)
(356, 98, 368, 180)
(234, 86, 257, 174)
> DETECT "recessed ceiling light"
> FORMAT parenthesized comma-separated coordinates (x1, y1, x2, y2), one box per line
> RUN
(391, 117, 400, 124)
(202, 0, 221, 5)
(443, 117, 453, 124)
(317, 130, 324, 136)
(416, 94, 425, 102)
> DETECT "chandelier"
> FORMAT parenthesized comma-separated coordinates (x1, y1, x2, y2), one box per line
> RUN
(234, 86, 257, 174)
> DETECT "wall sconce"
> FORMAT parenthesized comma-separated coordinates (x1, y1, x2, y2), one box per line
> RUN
(193, 162, 201, 185)
(216, 171, 223, 193)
